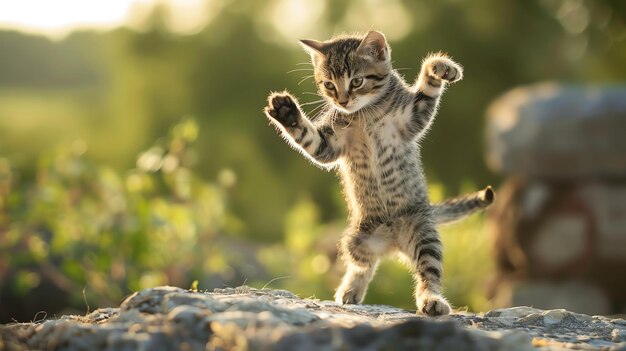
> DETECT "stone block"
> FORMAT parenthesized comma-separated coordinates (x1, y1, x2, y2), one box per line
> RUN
(486, 83, 626, 177)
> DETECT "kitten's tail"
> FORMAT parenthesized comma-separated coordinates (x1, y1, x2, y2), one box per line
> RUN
(432, 186, 495, 224)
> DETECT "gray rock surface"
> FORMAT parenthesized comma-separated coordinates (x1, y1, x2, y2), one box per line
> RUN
(1, 285, 626, 350)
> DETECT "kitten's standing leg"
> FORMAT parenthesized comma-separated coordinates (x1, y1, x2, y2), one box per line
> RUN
(335, 229, 386, 304)
(397, 217, 451, 316)
(335, 261, 378, 304)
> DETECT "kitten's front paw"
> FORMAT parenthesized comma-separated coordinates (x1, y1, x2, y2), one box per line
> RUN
(422, 54, 463, 83)
(416, 293, 451, 316)
(265, 92, 301, 128)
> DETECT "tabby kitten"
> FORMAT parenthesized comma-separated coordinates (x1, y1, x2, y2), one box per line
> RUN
(263, 31, 494, 316)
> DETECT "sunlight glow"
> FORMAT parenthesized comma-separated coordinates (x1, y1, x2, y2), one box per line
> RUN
(0, 0, 136, 37)
(343, 0, 412, 41)
(268, 0, 327, 42)
(162, 0, 221, 35)
(0, 0, 215, 38)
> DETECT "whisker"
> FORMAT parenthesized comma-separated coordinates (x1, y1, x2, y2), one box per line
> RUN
(329, 109, 341, 127)
(287, 68, 313, 74)
(298, 75, 314, 85)
(302, 92, 322, 96)
(310, 103, 329, 117)
(300, 99, 325, 106)
(309, 102, 327, 111)
(295, 62, 311, 66)
(309, 101, 326, 111)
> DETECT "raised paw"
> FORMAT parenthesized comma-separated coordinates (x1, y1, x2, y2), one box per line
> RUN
(422, 54, 463, 83)
(265, 92, 301, 128)
(416, 293, 451, 316)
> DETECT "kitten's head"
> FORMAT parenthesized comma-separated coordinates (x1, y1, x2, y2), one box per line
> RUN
(300, 31, 392, 114)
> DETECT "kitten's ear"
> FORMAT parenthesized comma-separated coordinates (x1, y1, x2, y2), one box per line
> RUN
(357, 31, 389, 61)
(299, 39, 325, 56)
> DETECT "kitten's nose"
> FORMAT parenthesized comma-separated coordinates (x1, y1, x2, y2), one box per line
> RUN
(339, 101, 349, 107)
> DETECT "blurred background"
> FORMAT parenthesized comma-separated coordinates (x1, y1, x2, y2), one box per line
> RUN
(0, 0, 625, 323)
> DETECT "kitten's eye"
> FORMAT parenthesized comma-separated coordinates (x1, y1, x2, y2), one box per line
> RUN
(351, 77, 364, 88)
(323, 81, 335, 90)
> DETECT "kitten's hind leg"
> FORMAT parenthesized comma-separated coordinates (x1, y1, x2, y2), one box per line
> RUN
(397, 219, 451, 316)
(335, 261, 378, 304)
(335, 230, 386, 304)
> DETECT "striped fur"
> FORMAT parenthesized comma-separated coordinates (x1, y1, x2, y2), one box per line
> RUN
(433, 186, 494, 224)
(263, 31, 494, 316)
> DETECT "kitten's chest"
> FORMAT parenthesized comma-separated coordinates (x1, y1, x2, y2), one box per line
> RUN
(345, 121, 402, 169)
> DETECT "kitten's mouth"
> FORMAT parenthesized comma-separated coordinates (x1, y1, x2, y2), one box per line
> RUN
(335, 101, 355, 113)
(336, 105, 351, 113)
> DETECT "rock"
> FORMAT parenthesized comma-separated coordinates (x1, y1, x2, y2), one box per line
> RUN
(120, 286, 187, 313)
(488, 178, 626, 315)
(491, 279, 612, 316)
(161, 291, 229, 313)
(486, 83, 626, 178)
(1, 286, 625, 350)
(542, 309, 568, 325)
(485, 306, 544, 319)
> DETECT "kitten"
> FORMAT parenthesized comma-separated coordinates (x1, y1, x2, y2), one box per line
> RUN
(263, 31, 494, 316)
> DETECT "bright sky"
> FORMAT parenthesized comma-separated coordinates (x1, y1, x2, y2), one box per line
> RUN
(0, 0, 213, 38)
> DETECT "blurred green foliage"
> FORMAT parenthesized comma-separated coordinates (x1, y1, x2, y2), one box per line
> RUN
(0, 119, 241, 320)
(0, 0, 624, 320)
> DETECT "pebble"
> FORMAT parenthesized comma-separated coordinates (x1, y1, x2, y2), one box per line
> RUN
(613, 329, 626, 343)
(543, 309, 568, 325)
